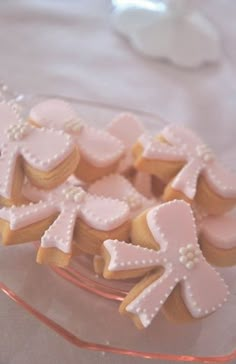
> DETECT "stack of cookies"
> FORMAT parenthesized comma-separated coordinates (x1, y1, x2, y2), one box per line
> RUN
(0, 98, 235, 329)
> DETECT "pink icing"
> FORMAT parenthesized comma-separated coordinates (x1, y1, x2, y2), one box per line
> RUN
(171, 159, 203, 199)
(0, 102, 75, 199)
(29, 99, 124, 168)
(107, 113, 144, 173)
(0, 182, 130, 254)
(103, 200, 229, 328)
(139, 125, 236, 199)
(29, 98, 78, 128)
(76, 126, 124, 167)
(107, 113, 144, 149)
(106, 114, 155, 196)
(21, 128, 74, 170)
(0, 102, 20, 143)
(88, 174, 156, 218)
(200, 213, 236, 249)
(162, 125, 202, 151)
(139, 133, 186, 161)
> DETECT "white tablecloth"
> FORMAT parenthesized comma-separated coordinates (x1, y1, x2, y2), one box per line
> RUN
(0, 1, 235, 363)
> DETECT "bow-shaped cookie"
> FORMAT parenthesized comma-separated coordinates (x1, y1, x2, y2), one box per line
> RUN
(0, 102, 78, 205)
(101, 201, 229, 328)
(0, 182, 130, 266)
(89, 174, 156, 218)
(134, 125, 236, 214)
(29, 99, 124, 182)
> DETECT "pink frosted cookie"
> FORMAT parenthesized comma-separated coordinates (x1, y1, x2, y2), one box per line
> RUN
(101, 200, 229, 328)
(133, 124, 236, 214)
(29, 99, 124, 183)
(89, 173, 157, 274)
(107, 112, 164, 198)
(199, 212, 236, 267)
(106, 112, 144, 174)
(0, 102, 79, 206)
(88, 174, 156, 218)
(0, 182, 131, 266)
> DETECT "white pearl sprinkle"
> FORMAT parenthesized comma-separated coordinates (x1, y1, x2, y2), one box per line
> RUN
(179, 243, 200, 270)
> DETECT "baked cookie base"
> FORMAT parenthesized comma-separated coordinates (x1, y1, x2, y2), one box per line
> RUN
(74, 153, 120, 183)
(0, 214, 58, 246)
(37, 246, 72, 267)
(162, 283, 207, 323)
(119, 269, 164, 329)
(196, 175, 236, 215)
(93, 255, 105, 275)
(131, 209, 160, 251)
(75, 219, 131, 255)
(132, 142, 184, 182)
(163, 183, 192, 204)
(24, 147, 79, 190)
(199, 236, 236, 267)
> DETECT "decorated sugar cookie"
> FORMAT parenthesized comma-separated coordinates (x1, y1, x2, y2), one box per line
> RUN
(29, 99, 124, 182)
(101, 201, 229, 328)
(0, 102, 79, 206)
(90, 174, 157, 275)
(107, 112, 164, 198)
(89, 173, 156, 274)
(106, 112, 144, 175)
(133, 125, 236, 214)
(0, 182, 130, 266)
(88, 174, 156, 218)
(199, 212, 236, 267)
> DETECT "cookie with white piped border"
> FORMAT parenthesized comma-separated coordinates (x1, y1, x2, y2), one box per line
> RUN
(0, 101, 79, 206)
(101, 201, 230, 329)
(89, 173, 158, 274)
(88, 174, 156, 219)
(0, 182, 131, 267)
(29, 98, 124, 183)
(133, 124, 236, 215)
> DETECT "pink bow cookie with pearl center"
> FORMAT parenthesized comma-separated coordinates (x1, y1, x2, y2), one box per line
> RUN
(102, 200, 229, 328)
(138, 125, 236, 213)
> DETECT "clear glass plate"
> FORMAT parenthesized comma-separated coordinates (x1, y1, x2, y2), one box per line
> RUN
(0, 95, 235, 363)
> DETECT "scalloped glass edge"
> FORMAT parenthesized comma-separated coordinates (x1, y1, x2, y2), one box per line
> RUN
(0, 93, 235, 363)
(1, 278, 235, 363)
